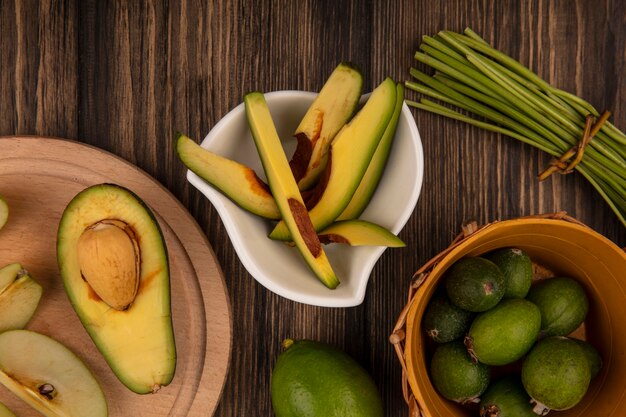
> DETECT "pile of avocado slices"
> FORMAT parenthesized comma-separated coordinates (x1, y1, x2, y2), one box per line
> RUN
(177, 62, 407, 289)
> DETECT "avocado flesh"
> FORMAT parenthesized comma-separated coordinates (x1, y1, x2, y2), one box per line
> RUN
(292, 62, 364, 190)
(57, 183, 176, 394)
(0, 195, 7, 230)
(0, 263, 43, 332)
(270, 78, 397, 241)
(176, 133, 281, 220)
(244, 93, 339, 289)
(0, 330, 107, 417)
(337, 83, 404, 221)
(318, 220, 405, 247)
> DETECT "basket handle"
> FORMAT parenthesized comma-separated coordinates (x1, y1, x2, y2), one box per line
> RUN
(390, 212, 583, 415)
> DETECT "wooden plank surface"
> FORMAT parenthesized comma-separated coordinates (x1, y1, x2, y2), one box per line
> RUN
(1, 1, 625, 416)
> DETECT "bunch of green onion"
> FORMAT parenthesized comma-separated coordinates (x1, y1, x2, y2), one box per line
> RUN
(406, 28, 626, 227)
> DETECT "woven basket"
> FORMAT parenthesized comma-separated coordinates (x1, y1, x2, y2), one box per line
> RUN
(391, 212, 626, 417)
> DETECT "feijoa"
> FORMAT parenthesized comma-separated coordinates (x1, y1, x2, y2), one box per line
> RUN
(423, 293, 473, 343)
(571, 338, 603, 378)
(485, 248, 532, 299)
(430, 340, 490, 404)
(479, 375, 536, 417)
(466, 298, 541, 366)
(527, 277, 589, 337)
(522, 336, 591, 414)
(445, 257, 505, 312)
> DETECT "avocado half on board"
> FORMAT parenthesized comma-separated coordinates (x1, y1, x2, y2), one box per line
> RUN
(57, 183, 176, 394)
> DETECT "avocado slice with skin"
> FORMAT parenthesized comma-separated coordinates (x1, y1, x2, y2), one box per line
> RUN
(0, 194, 8, 231)
(269, 77, 397, 241)
(291, 62, 364, 190)
(0, 330, 107, 417)
(337, 83, 404, 220)
(175, 132, 280, 220)
(318, 219, 405, 247)
(57, 183, 176, 394)
(0, 263, 43, 333)
(244, 92, 339, 289)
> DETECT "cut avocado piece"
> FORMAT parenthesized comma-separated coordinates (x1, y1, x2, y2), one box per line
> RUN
(269, 77, 397, 241)
(0, 263, 43, 332)
(318, 220, 405, 247)
(0, 194, 8, 230)
(0, 402, 16, 417)
(0, 329, 107, 417)
(291, 62, 364, 190)
(57, 183, 176, 394)
(244, 92, 339, 289)
(176, 133, 281, 220)
(337, 82, 404, 220)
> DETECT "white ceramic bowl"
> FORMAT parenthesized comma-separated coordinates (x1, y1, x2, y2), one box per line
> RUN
(187, 90, 424, 307)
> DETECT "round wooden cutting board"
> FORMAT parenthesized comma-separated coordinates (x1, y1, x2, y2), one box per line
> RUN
(0, 137, 232, 416)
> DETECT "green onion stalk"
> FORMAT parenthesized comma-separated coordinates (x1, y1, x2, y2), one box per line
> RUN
(406, 28, 626, 227)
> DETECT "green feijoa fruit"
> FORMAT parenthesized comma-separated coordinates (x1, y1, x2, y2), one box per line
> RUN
(522, 336, 591, 414)
(430, 340, 490, 404)
(271, 339, 383, 417)
(485, 248, 532, 299)
(445, 257, 505, 312)
(571, 338, 603, 378)
(479, 375, 536, 417)
(423, 293, 473, 343)
(466, 299, 541, 366)
(527, 277, 589, 337)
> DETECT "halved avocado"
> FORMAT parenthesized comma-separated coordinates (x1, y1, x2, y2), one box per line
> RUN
(244, 92, 339, 289)
(269, 78, 397, 241)
(57, 183, 176, 394)
(0, 263, 43, 332)
(291, 62, 364, 190)
(337, 82, 404, 220)
(318, 220, 405, 247)
(175, 133, 280, 220)
(0, 194, 8, 231)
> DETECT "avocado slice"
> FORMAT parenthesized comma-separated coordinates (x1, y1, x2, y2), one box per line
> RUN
(0, 330, 107, 417)
(0, 194, 8, 231)
(318, 220, 405, 247)
(57, 183, 176, 394)
(337, 83, 404, 220)
(176, 132, 280, 219)
(291, 62, 364, 190)
(269, 77, 397, 241)
(244, 92, 339, 289)
(0, 263, 43, 332)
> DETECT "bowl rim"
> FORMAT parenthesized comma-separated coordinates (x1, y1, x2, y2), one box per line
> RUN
(187, 89, 424, 307)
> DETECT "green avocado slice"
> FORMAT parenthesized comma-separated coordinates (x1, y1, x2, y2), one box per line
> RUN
(291, 62, 364, 190)
(337, 83, 405, 220)
(318, 220, 405, 247)
(269, 77, 397, 241)
(57, 183, 176, 394)
(244, 92, 339, 289)
(175, 133, 280, 220)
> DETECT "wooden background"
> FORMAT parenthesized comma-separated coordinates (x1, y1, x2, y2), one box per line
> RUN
(1, 0, 624, 416)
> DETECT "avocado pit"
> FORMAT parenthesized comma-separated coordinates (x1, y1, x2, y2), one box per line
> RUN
(77, 219, 140, 310)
